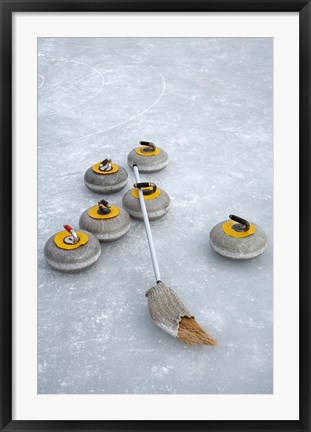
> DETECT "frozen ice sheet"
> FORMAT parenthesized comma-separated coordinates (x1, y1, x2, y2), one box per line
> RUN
(38, 37, 273, 394)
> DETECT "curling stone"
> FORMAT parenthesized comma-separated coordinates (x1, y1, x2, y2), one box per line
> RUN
(79, 199, 131, 242)
(44, 225, 101, 272)
(122, 181, 170, 221)
(209, 214, 267, 260)
(127, 141, 168, 173)
(84, 156, 128, 193)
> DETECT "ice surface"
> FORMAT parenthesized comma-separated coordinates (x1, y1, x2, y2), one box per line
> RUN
(38, 37, 273, 394)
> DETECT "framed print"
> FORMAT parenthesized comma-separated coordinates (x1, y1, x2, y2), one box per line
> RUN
(1, 0, 310, 431)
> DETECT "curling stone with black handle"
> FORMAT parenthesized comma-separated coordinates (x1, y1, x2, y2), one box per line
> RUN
(79, 199, 131, 242)
(84, 156, 128, 194)
(127, 141, 168, 173)
(44, 225, 101, 272)
(209, 215, 267, 260)
(122, 180, 170, 221)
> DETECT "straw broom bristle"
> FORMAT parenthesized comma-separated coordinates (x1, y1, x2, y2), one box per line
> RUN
(177, 316, 217, 346)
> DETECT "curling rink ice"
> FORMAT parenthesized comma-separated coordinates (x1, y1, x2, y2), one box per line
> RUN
(38, 37, 273, 394)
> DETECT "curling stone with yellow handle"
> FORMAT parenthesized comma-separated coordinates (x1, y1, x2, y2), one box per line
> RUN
(127, 141, 168, 173)
(122, 179, 170, 221)
(44, 225, 101, 272)
(209, 215, 267, 260)
(84, 156, 128, 194)
(79, 199, 131, 242)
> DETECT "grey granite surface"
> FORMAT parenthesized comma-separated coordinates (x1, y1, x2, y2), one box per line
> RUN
(38, 37, 273, 394)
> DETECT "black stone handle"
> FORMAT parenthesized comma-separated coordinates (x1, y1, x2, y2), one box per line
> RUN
(229, 214, 250, 232)
(100, 157, 111, 166)
(139, 141, 156, 151)
(97, 199, 111, 215)
(134, 182, 157, 196)
(100, 199, 111, 208)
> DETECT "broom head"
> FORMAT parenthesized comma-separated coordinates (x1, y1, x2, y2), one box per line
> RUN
(146, 282, 217, 346)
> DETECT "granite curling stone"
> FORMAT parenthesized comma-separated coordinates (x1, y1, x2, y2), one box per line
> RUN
(122, 181, 170, 221)
(84, 156, 128, 194)
(209, 214, 267, 260)
(127, 141, 168, 173)
(44, 224, 101, 272)
(79, 199, 131, 242)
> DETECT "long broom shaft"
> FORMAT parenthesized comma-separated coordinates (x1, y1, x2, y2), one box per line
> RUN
(133, 164, 161, 283)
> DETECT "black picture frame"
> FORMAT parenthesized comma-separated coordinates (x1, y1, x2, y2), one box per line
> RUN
(1, 0, 310, 431)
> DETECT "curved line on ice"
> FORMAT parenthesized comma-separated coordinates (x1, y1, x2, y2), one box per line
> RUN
(38, 74, 45, 89)
(38, 54, 105, 118)
(39, 51, 166, 148)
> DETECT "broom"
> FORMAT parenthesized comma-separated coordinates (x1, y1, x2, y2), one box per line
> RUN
(133, 164, 217, 346)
